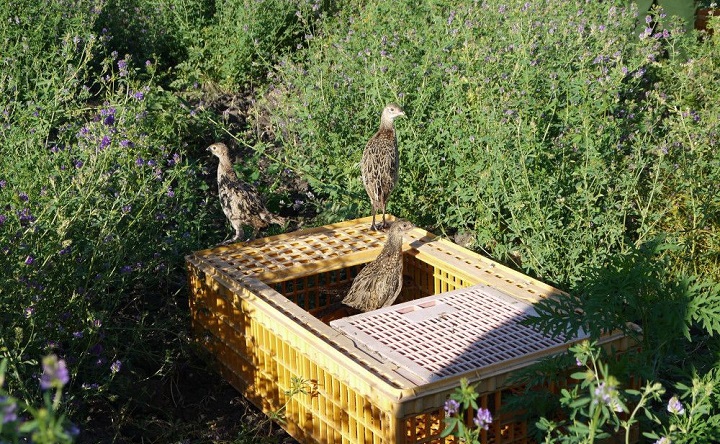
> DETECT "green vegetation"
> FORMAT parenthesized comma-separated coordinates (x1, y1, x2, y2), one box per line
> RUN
(1, 0, 718, 442)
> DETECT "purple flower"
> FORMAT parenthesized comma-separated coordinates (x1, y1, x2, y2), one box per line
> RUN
(110, 360, 121, 374)
(120, 265, 133, 274)
(594, 382, 612, 404)
(0, 214, 5, 225)
(74, 159, 84, 168)
(67, 423, 80, 437)
(24, 306, 34, 318)
(0, 396, 17, 424)
(133, 91, 144, 100)
(447, 10, 456, 25)
(73, 331, 84, 339)
(0, 180, 5, 188)
(99, 135, 111, 150)
(39, 354, 70, 389)
(444, 399, 460, 416)
(18, 208, 35, 225)
(19, 192, 28, 202)
(118, 59, 128, 76)
(24, 255, 35, 265)
(166, 187, 175, 198)
(120, 139, 133, 148)
(473, 408, 493, 430)
(135, 157, 144, 166)
(667, 396, 685, 415)
(103, 114, 115, 126)
(593, 381, 623, 412)
(122, 205, 131, 213)
(145, 60, 152, 67)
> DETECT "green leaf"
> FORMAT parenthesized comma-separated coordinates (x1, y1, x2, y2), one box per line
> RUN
(569, 397, 591, 409)
(571, 371, 591, 381)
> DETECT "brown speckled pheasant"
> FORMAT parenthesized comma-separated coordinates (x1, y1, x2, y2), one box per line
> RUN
(207, 142, 285, 242)
(341, 219, 415, 312)
(361, 103, 405, 230)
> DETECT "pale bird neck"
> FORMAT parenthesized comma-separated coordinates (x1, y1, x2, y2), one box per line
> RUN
(379, 230, 404, 257)
(217, 156, 236, 179)
(379, 115, 396, 131)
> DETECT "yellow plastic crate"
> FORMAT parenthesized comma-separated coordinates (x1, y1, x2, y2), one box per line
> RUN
(186, 216, 632, 444)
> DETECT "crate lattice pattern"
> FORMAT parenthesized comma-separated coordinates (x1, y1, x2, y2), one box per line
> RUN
(200, 226, 387, 281)
(331, 285, 585, 384)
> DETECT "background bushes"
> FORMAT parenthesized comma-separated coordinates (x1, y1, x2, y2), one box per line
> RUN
(1, 0, 718, 441)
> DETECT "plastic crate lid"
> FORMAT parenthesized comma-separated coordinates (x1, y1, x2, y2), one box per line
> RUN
(331, 284, 586, 384)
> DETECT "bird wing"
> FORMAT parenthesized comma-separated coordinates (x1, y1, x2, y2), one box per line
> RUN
(379, 272, 403, 308)
(361, 130, 399, 207)
(341, 267, 375, 308)
(342, 258, 404, 312)
(219, 175, 268, 221)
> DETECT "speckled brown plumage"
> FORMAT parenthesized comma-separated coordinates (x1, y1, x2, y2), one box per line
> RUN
(341, 219, 415, 312)
(207, 142, 285, 242)
(361, 103, 405, 230)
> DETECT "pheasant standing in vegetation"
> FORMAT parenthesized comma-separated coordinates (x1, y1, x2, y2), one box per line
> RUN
(207, 142, 285, 242)
(341, 219, 415, 312)
(361, 103, 405, 230)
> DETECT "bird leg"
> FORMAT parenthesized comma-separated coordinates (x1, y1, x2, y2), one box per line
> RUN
(220, 225, 244, 245)
(370, 209, 380, 231)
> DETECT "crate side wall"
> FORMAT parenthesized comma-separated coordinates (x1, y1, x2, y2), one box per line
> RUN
(188, 258, 400, 443)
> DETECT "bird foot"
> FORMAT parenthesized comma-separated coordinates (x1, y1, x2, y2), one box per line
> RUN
(369, 223, 386, 231)
(219, 234, 243, 245)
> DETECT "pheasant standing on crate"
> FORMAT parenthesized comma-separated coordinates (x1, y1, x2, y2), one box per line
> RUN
(314, 220, 415, 322)
(207, 142, 285, 243)
(361, 103, 405, 231)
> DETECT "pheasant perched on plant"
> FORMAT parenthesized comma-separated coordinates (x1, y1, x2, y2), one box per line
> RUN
(361, 103, 405, 230)
(207, 142, 285, 242)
